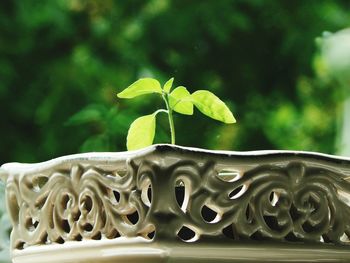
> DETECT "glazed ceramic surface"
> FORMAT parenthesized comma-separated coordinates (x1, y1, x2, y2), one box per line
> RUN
(1, 144, 350, 262)
(0, 184, 11, 263)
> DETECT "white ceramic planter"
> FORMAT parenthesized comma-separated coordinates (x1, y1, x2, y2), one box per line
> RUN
(0, 184, 11, 263)
(1, 144, 350, 262)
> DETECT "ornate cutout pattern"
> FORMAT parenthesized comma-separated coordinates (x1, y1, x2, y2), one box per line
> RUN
(0, 182, 11, 263)
(3, 148, 350, 250)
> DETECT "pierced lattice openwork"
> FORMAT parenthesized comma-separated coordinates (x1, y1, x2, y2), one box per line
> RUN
(2, 145, 350, 252)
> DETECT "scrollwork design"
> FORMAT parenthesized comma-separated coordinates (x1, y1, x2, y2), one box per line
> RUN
(6, 160, 154, 250)
(4, 150, 350, 250)
(173, 161, 350, 244)
(0, 182, 11, 263)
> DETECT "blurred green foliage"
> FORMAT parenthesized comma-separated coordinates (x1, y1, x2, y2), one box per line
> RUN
(1, 0, 350, 163)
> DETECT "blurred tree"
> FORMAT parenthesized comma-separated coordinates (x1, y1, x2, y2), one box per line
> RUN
(0, 0, 350, 163)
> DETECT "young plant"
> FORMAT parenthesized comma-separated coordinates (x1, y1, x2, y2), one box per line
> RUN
(117, 77, 236, 150)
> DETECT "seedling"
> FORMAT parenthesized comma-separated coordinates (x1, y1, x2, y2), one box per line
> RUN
(117, 77, 236, 150)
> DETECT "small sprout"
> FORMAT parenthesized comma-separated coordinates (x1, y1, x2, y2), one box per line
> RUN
(163, 77, 174, 93)
(117, 77, 236, 150)
(169, 86, 193, 115)
(190, 90, 236, 123)
(127, 113, 156, 151)
(117, 78, 162, 98)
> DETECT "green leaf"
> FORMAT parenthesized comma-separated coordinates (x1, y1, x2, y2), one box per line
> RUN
(117, 78, 162, 99)
(169, 86, 193, 115)
(127, 113, 156, 150)
(81, 134, 109, 152)
(65, 104, 107, 126)
(163, 77, 174, 93)
(191, 90, 236, 123)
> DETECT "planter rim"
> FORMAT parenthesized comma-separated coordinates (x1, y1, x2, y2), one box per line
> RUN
(1, 144, 350, 175)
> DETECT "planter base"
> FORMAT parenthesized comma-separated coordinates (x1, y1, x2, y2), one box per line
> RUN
(11, 238, 350, 263)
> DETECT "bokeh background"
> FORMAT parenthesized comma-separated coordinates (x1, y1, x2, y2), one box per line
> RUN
(0, 1, 350, 261)
(1, 0, 350, 165)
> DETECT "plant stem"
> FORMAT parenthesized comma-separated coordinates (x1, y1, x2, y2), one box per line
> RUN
(154, 109, 168, 115)
(162, 93, 176, 144)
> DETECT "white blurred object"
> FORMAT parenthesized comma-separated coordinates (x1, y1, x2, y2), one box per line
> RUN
(340, 98, 350, 156)
(322, 28, 350, 86)
(321, 28, 350, 156)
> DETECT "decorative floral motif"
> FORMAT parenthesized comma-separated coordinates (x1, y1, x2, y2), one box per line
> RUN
(3, 146, 350, 250)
